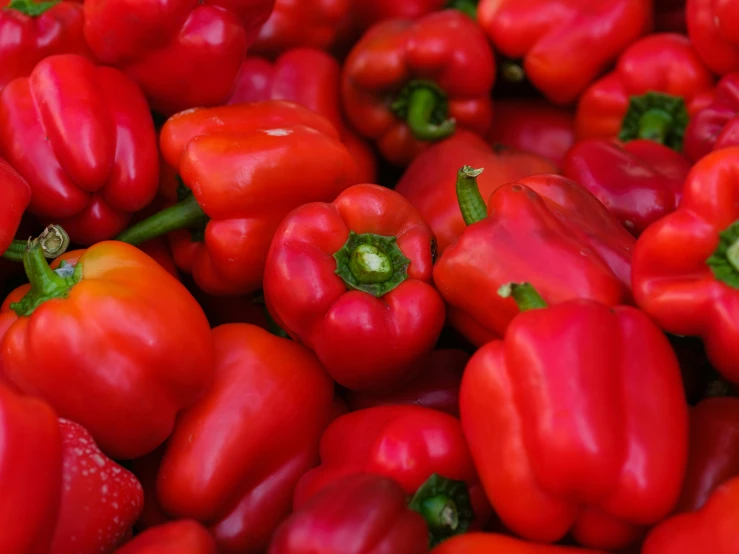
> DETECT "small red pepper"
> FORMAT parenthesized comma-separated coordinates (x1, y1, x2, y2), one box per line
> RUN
(575, 33, 715, 151)
(0, 54, 160, 245)
(684, 72, 739, 161)
(0, 156, 31, 258)
(687, 0, 739, 76)
(113, 520, 218, 554)
(562, 139, 690, 235)
(631, 147, 739, 384)
(341, 10, 495, 166)
(264, 184, 445, 391)
(461, 283, 688, 550)
(430, 533, 609, 554)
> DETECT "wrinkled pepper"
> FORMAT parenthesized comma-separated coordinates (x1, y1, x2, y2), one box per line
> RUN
(0, 54, 159, 245)
(116, 101, 357, 296)
(433, 168, 635, 346)
(395, 131, 557, 254)
(155, 324, 335, 554)
(430, 533, 609, 554)
(0, 241, 215, 459)
(642, 476, 739, 554)
(268, 474, 430, 554)
(229, 48, 376, 183)
(263, 184, 445, 391)
(687, 0, 739, 76)
(83, 0, 275, 115)
(477, 0, 653, 105)
(684, 72, 739, 161)
(0, 156, 31, 258)
(631, 147, 739, 384)
(575, 33, 715, 150)
(293, 405, 491, 540)
(676, 396, 739, 513)
(114, 520, 218, 554)
(563, 139, 690, 235)
(461, 283, 688, 550)
(341, 10, 495, 166)
(0, 0, 91, 91)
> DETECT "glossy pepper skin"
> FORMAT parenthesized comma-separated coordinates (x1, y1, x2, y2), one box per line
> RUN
(461, 285, 688, 550)
(156, 324, 334, 554)
(676, 397, 739, 512)
(268, 474, 429, 554)
(395, 131, 557, 254)
(228, 48, 376, 183)
(684, 72, 739, 161)
(114, 520, 218, 554)
(575, 34, 715, 150)
(264, 184, 445, 391)
(687, 0, 739, 76)
(642, 477, 739, 554)
(433, 169, 635, 346)
(0, 241, 215, 459)
(632, 147, 739, 384)
(83, 0, 275, 116)
(337, 0, 445, 41)
(430, 533, 609, 554)
(341, 10, 495, 166)
(478, 0, 653, 105)
(0, 0, 92, 91)
(563, 139, 690, 235)
(0, 54, 159, 245)
(0, 156, 31, 256)
(0, 384, 62, 554)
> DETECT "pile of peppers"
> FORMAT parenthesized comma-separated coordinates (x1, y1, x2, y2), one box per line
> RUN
(2, 0, 739, 553)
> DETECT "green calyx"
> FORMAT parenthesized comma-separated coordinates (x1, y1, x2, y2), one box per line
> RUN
(500, 59, 526, 84)
(5, 0, 60, 15)
(456, 165, 487, 225)
(619, 91, 689, 151)
(391, 80, 456, 141)
(498, 282, 548, 311)
(2, 224, 70, 263)
(446, 0, 478, 19)
(333, 231, 411, 297)
(706, 220, 739, 289)
(408, 474, 475, 548)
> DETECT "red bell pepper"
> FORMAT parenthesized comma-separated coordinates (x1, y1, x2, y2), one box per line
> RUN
(337, 0, 446, 42)
(430, 533, 609, 554)
(642, 476, 739, 554)
(229, 48, 376, 183)
(341, 10, 495, 166)
(461, 283, 688, 550)
(575, 33, 715, 151)
(268, 473, 430, 554)
(478, 0, 653, 105)
(395, 131, 557, 254)
(0, 384, 62, 554)
(114, 520, 218, 554)
(675, 396, 739, 512)
(562, 139, 690, 235)
(263, 184, 445, 391)
(433, 168, 635, 346)
(116, 101, 358, 296)
(82, 0, 275, 115)
(345, 349, 469, 417)
(655, 0, 687, 33)
(0, 54, 159, 245)
(631, 147, 739, 384)
(684, 72, 739, 161)
(293, 405, 491, 542)
(487, 99, 575, 169)
(155, 323, 335, 554)
(687, 0, 739, 76)
(51, 418, 144, 554)
(0, 0, 92, 91)
(0, 156, 31, 258)
(0, 240, 215, 459)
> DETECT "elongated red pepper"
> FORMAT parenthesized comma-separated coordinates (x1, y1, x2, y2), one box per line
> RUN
(433, 168, 634, 346)
(563, 139, 690, 235)
(684, 72, 739, 161)
(114, 520, 218, 554)
(687, 0, 739, 76)
(642, 476, 739, 554)
(478, 0, 653, 105)
(395, 131, 557, 254)
(575, 34, 715, 151)
(341, 10, 495, 166)
(461, 283, 688, 550)
(0, 54, 159, 245)
(229, 48, 376, 183)
(430, 533, 609, 554)
(156, 324, 335, 554)
(264, 184, 445, 391)
(632, 147, 739, 384)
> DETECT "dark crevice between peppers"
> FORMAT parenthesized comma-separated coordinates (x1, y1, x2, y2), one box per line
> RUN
(408, 473, 475, 548)
(619, 91, 689, 151)
(4, 0, 60, 15)
(706, 220, 739, 289)
(446, 0, 478, 19)
(498, 282, 549, 311)
(2, 224, 70, 263)
(390, 80, 456, 141)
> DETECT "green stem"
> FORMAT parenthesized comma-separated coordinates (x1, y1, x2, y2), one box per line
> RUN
(706, 220, 739, 288)
(417, 494, 459, 531)
(115, 194, 208, 246)
(618, 91, 688, 151)
(406, 88, 456, 140)
(5, 0, 60, 16)
(456, 166, 487, 225)
(498, 282, 548, 311)
(408, 474, 475, 548)
(446, 0, 478, 19)
(635, 109, 673, 144)
(500, 59, 526, 83)
(1, 224, 70, 262)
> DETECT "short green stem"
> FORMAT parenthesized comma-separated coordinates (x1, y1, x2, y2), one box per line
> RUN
(417, 494, 459, 532)
(447, 0, 478, 19)
(390, 81, 455, 142)
(707, 220, 739, 288)
(500, 60, 526, 83)
(456, 166, 487, 225)
(498, 282, 548, 311)
(408, 474, 475, 548)
(619, 91, 688, 151)
(2, 224, 70, 262)
(115, 194, 208, 246)
(5, 0, 60, 16)
(635, 109, 673, 144)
